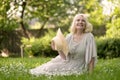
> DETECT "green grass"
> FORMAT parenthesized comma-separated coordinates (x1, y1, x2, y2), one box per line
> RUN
(0, 57, 120, 80)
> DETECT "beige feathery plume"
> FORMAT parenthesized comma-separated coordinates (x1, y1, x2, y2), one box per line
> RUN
(52, 28, 69, 56)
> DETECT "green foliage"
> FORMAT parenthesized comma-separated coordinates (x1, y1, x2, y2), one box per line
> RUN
(26, 0, 70, 29)
(0, 20, 19, 31)
(21, 30, 56, 57)
(0, 0, 19, 31)
(96, 37, 120, 59)
(0, 0, 106, 32)
(104, 3, 120, 38)
(106, 16, 120, 38)
(89, 7, 105, 28)
(95, 1, 120, 59)
(31, 34, 52, 56)
(21, 37, 35, 56)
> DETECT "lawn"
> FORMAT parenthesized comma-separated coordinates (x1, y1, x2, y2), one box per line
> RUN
(0, 57, 120, 80)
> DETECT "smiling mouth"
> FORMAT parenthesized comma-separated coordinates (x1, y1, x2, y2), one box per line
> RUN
(77, 23, 83, 27)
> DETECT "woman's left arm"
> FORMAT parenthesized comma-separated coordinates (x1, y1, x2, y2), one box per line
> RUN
(88, 57, 95, 73)
(85, 33, 97, 73)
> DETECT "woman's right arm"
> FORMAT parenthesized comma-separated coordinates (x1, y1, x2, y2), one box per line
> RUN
(51, 41, 66, 60)
(58, 50, 66, 60)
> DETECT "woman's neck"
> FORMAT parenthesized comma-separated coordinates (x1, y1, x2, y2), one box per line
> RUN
(73, 30, 84, 42)
(75, 30, 84, 36)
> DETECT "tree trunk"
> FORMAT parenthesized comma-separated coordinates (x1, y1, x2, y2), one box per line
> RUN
(20, 21, 31, 39)
(20, 1, 31, 39)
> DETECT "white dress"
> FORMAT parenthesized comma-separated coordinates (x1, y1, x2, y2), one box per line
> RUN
(30, 32, 97, 76)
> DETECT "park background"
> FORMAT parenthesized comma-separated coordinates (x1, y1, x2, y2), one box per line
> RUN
(0, 0, 120, 80)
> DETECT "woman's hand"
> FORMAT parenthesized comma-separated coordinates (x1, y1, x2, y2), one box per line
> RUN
(51, 41, 55, 50)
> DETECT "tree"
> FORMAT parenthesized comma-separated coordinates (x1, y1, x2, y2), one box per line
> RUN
(7, 0, 31, 39)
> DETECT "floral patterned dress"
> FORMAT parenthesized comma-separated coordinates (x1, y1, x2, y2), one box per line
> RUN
(30, 32, 97, 76)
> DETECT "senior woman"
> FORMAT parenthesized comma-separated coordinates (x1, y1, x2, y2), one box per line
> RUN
(30, 13, 97, 76)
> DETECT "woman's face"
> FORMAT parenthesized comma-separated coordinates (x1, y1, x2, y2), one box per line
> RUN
(74, 15, 86, 31)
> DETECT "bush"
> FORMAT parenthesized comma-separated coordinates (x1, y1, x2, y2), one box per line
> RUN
(21, 30, 57, 57)
(30, 34, 53, 56)
(96, 37, 120, 59)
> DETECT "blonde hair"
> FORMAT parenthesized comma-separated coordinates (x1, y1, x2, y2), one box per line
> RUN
(70, 14, 93, 34)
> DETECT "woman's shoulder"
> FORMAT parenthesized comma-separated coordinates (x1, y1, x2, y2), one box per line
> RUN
(66, 33, 72, 38)
(65, 33, 73, 42)
(84, 32, 95, 40)
(85, 32, 94, 37)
